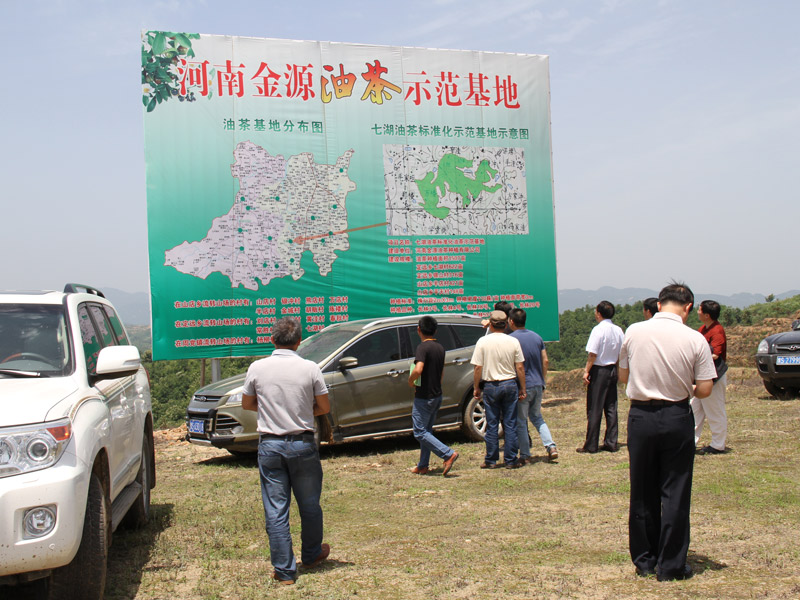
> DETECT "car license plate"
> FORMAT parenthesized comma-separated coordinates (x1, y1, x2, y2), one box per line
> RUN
(776, 355, 800, 366)
(188, 419, 206, 434)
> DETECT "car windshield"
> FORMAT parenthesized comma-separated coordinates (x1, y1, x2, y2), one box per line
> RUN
(296, 324, 365, 364)
(0, 304, 73, 377)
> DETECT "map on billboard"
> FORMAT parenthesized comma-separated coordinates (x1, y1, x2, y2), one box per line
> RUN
(384, 144, 527, 236)
(164, 141, 356, 290)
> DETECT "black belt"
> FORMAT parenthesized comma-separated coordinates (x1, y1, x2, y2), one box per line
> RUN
(260, 431, 314, 441)
(630, 398, 689, 407)
(484, 378, 515, 385)
(593, 364, 616, 369)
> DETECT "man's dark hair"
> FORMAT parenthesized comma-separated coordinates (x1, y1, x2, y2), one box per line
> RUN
(271, 317, 302, 347)
(700, 299, 721, 321)
(658, 282, 694, 311)
(494, 301, 513, 316)
(643, 297, 659, 316)
(509, 308, 527, 327)
(596, 301, 615, 319)
(418, 315, 438, 336)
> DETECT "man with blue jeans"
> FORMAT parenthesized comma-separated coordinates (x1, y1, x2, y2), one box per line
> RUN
(509, 308, 558, 463)
(242, 317, 331, 585)
(471, 310, 526, 469)
(408, 316, 459, 476)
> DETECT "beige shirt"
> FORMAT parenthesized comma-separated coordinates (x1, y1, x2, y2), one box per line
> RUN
(471, 332, 524, 381)
(619, 312, 716, 402)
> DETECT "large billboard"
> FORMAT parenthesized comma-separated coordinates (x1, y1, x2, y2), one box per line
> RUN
(143, 31, 558, 360)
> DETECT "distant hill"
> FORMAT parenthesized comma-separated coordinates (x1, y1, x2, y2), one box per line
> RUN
(557, 287, 800, 313)
(100, 286, 800, 327)
(103, 288, 151, 325)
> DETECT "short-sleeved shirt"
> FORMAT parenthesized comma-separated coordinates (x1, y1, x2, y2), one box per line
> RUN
(619, 312, 716, 402)
(242, 349, 328, 435)
(699, 321, 727, 361)
(509, 328, 545, 388)
(585, 319, 625, 366)
(471, 332, 524, 381)
(414, 339, 445, 399)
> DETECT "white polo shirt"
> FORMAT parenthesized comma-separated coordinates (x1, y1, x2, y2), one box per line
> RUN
(620, 312, 716, 402)
(243, 349, 328, 435)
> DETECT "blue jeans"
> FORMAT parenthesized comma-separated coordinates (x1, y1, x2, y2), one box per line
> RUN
(483, 380, 519, 465)
(412, 395, 454, 468)
(257, 435, 324, 580)
(516, 385, 555, 459)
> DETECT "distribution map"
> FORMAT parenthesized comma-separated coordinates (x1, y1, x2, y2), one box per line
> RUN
(165, 141, 356, 290)
(384, 144, 527, 236)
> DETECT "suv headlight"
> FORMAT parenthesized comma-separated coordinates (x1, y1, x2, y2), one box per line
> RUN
(0, 419, 72, 478)
(224, 392, 243, 407)
(757, 339, 770, 354)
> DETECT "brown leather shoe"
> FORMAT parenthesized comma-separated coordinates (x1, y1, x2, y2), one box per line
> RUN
(442, 451, 459, 476)
(302, 543, 330, 568)
(272, 572, 295, 585)
(505, 461, 522, 469)
(480, 462, 500, 469)
(410, 466, 429, 474)
(547, 445, 559, 460)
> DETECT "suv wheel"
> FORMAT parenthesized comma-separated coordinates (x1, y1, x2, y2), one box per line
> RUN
(461, 393, 506, 442)
(122, 431, 154, 528)
(48, 473, 108, 600)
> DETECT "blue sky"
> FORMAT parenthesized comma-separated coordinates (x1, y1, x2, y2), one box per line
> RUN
(1, 0, 798, 297)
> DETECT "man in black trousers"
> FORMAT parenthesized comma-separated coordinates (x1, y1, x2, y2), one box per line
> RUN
(618, 283, 716, 581)
(579, 301, 624, 453)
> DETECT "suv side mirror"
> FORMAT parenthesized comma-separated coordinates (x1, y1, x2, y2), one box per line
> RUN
(792, 319, 800, 331)
(94, 345, 142, 381)
(339, 356, 358, 370)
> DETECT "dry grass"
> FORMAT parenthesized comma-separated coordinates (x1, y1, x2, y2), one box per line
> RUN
(98, 367, 800, 600)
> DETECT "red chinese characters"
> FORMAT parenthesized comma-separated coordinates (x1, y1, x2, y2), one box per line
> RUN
(177, 55, 521, 109)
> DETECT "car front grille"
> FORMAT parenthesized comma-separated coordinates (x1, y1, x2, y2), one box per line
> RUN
(214, 414, 241, 434)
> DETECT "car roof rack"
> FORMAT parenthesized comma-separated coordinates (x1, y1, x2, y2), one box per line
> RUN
(63, 283, 105, 298)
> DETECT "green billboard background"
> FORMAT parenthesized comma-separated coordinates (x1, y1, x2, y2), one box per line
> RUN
(143, 32, 559, 360)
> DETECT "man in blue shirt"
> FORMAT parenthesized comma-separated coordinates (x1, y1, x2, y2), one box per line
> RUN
(509, 308, 558, 463)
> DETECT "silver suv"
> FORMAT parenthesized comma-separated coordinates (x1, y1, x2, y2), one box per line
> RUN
(186, 314, 489, 454)
(0, 285, 155, 599)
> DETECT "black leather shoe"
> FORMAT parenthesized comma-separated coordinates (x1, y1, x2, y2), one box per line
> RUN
(697, 445, 725, 455)
(635, 566, 656, 577)
(601, 444, 618, 452)
(657, 564, 693, 581)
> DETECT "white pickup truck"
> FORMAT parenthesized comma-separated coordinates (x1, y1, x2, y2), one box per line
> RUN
(0, 284, 155, 599)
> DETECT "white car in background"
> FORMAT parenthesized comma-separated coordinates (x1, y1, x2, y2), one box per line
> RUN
(0, 284, 155, 600)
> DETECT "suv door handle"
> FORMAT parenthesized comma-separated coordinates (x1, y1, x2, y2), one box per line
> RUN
(386, 369, 405, 377)
(453, 358, 469, 365)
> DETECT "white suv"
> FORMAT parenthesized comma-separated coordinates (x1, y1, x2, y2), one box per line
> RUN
(0, 284, 155, 599)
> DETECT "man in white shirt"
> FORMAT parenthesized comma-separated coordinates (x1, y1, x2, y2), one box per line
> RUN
(579, 301, 624, 453)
